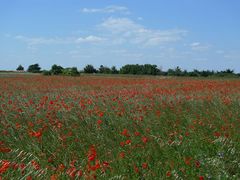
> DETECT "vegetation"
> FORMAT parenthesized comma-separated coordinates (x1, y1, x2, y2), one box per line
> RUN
(10, 63, 239, 77)
(99, 65, 112, 74)
(27, 63, 41, 73)
(62, 67, 80, 76)
(0, 76, 240, 179)
(120, 64, 160, 75)
(83, 64, 97, 74)
(50, 64, 64, 75)
(16, 65, 24, 71)
(40, 65, 80, 76)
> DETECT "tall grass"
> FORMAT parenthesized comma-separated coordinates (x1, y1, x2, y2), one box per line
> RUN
(0, 76, 240, 179)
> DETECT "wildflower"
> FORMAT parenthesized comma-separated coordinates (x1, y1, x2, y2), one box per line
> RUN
(97, 119, 102, 125)
(195, 161, 201, 168)
(57, 163, 65, 172)
(29, 131, 42, 138)
(134, 131, 140, 136)
(184, 157, 192, 166)
(119, 152, 125, 159)
(31, 160, 40, 170)
(214, 132, 221, 137)
(103, 161, 109, 167)
(0, 147, 11, 153)
(88, 160, 100, 171)
(70, 160, 77, 167)
(166, 171, 171, 177)
(88, 146, 97, 162)
(0, 160, 10, 174)
(50, 174, 58, 180)
(142, 162, 148, 169)
(134, 165, 139, 173)
(125, 139, 131, 145)
(120, 141, 125, 147)
(156, 110, 161, 117)
(142, 136, 148, 144)
(26, 176, 32, 180)
(66, 167, 77, 178)
(76, 170, 83, 177)
(15, 122, 21, 129)
(98, 112, 104, 117)
(121, 129, 130, 137)
(97, 119, 102, 128)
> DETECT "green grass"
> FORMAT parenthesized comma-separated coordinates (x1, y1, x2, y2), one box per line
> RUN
(0, 75, 239, 179)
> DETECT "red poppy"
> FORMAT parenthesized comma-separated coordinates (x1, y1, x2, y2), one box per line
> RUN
(125, 139, 131, 145)
(195, 161, 201, 168)
(142, 136, 148, 144)
(142, 162, 148, 169)
(166, 171, 171, 177)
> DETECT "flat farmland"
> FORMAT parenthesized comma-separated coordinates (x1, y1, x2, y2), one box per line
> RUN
(0, 75, 240, 179)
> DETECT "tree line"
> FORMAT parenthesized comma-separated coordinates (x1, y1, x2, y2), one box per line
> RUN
(16, 64, 240, 77)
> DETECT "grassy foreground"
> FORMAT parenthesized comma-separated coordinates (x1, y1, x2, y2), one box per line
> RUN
(0, 75, 240, 179)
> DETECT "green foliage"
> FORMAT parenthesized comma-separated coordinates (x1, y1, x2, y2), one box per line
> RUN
(42, 70, 51, 76)
(50, 64, 64, 75)
(120, 64, 160, 75)
(23, 63, 239, 77)
(99, 65, 111, 74)
(111, 66, 119, 74)
(62, 67, 80, 76)
(84, 64, 97, 73)
(27, 63, 41, 73)
(166, 68, 236, 77)
(16, 65, 24, 71)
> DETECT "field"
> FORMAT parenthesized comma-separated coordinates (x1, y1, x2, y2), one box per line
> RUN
(0, 75, 240, 179)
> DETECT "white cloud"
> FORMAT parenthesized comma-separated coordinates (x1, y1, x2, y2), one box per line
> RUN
(76, 35, 105, 43)
(190, 42, 200, 47)
(81, 5, 130, 14)
(100, 17, 187, 47)
(13, 17, 187, 49)
(190, 42, 211, 51)
(100, 17, 141, 33)
(15, 35, 105, 45)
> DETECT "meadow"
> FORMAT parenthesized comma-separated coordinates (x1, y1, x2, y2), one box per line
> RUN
(0, 75, 240, 179)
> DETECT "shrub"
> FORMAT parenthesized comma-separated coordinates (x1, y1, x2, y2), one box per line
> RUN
(62, 67, 80, 76)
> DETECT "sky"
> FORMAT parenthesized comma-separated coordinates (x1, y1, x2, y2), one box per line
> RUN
(0, 0, 240, 72)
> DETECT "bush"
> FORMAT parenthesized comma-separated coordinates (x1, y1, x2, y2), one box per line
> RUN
(16, 65, 24, 71)
(62, 67, 80, 76)
(120, 64, 159, 75)
(50, 64, 64, 75)
(27, 64, 41, 73)
(42, 70, 51, 76)
(84, 65, 97, 73)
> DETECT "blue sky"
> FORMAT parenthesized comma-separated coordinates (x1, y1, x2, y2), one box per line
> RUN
(0, 0, 240, 72)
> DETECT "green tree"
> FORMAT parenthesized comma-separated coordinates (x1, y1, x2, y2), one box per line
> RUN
(111, 66, 119, 74)
(174, 66, 182, 76)
(27, 63, 41, 73)
(99, 65, 111, 74)
(83, 64, 97, 73)
(62, 67, 80, 76)
(119, 64, 159, 75)
(16, 65, 24, 71)
(50, 64, 64, 75)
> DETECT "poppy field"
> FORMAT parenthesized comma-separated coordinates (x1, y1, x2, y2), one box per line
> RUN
(0, 75, 240, 179)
